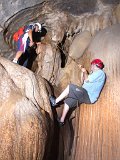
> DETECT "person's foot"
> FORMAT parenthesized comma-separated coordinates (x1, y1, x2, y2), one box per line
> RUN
(49, 96, 57, 107)
(12, 59, 18, 64)
(58, 121, 64, 127)
(57, 117, 65, 127)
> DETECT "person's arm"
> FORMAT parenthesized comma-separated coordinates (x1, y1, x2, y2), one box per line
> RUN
(28, 29, 34, 46)
(81, 68, 88, 83)
(78, 65, 88, 84)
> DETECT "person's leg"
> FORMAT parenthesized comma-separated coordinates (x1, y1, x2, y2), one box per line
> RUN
(50, 85, 70, 107)
(13, 36, 24, 63)
(56, 85, 70, 103)
(13, 51, 23, 63)
(25, 47, 37, 69)
(60, 103, 70, 123)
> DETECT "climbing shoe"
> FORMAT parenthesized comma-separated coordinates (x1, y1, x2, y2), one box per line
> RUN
(49, 96, 57, 107)
(12, 59, 18, 64)
(58, 121, 64, 127)
(57, 117, 65, 127)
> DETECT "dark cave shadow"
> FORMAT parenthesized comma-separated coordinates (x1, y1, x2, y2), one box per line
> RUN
(46, 96, 81, 159)
(57, 32, 68, 68)
(42, 110, 60, 160)
(46, 107, 60, 160)
(42, 82, 61, 160)
(18, 45, 37, 69)
(66, 106, 77, 155)
(45, 80, 55, 97)
(53, 103, 79, 157)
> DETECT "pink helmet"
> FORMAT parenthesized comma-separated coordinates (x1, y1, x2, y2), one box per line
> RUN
(91, 59, 104, 69)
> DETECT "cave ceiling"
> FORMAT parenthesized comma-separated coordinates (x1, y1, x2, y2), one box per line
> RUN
(0, 0, 120, 27)
(50, 0, 119, 15)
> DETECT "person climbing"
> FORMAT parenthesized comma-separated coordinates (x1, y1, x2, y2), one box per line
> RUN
(50, 59, 106, 126)
(12, 22, 42, 65)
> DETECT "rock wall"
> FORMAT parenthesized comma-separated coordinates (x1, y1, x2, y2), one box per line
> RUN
(60, 24, 120, 160)
(0, 57, 53, 160)
(0, 0, 120, 160)
(0, 0, 44, 27)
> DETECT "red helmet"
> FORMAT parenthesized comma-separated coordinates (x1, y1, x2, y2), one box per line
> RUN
(91, 59, 104, 69)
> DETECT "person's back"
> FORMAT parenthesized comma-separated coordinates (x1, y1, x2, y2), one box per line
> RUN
(82, 69, 106, 103)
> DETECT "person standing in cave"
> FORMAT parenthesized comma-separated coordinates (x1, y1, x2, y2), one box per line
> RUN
(13, 23, 41, 63)
(13, 22, 47, 68)
(18, 23, 42, 69)
(50, 59, 106, 126)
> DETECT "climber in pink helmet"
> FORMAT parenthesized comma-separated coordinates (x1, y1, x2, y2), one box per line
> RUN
(50, 59, 106, 126)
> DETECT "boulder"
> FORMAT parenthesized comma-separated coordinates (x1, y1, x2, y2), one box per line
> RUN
(69, 31, 92, 60)
(55, 58, 81, 95)
(0, 57, 53, 160)
(114, 4, 120, 23)
(35, 43, 61, 85)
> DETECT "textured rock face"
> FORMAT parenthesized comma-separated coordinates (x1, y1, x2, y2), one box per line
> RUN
(114, 4, 120, 23)
(51, 0, 120, 15)
(61, 24, 120, 160)
(35, 43, 61, 85)
(0, 57, 53, 160)
(0, 0, 120, 160)
(1, 0, 119, 28)
(0, 0, 44, 27)
(69, 31, 92, 59)
(2, 0, 119, 61)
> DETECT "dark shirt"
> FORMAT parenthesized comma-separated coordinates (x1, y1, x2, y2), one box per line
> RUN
(32, 30, 41, 43)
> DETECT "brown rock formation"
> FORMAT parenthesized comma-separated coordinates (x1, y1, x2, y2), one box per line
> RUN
(0, 57, 53, 160)
(114, 4, 120, 23)
(34, 43, 61, 85)
(69, 31, 92, 60)
(0, 0, 120, 160)
(60, 24, 120, 160)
